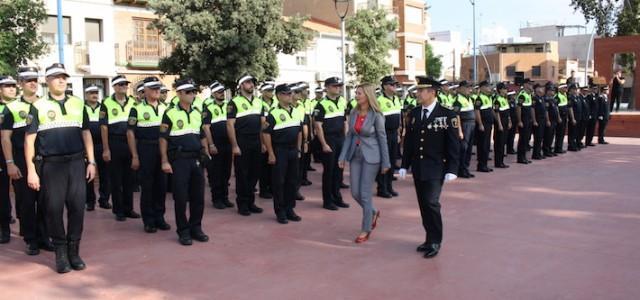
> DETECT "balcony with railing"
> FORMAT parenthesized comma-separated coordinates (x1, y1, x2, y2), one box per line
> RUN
(123, 39, 172, 69)
(73, 41, 117, 76)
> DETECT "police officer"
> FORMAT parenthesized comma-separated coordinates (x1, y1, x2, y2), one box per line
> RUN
(83, 84, 110, 211)
(437, 80, 452, 107)
(100, 75, 140, 221)
(3, 70, 55, 255)
(474, 81, 495, 172)
(567, 84, 581, 151)
(289, 83, 308, 201)
(543, 83, 560, 157)
(127, 77, 170, 233)
(585, 86, 599, 147)
(577, 86, 591, 149)
(298, 82, 314, 186)
(554, 84, 570, 154)
(25, 63, 97, 273)
(597, 86, 610, 144)
(493, 82, 511, 168)
(376, 76, 402, 198)
(258, 82, 275, 199)
(160, 85, 169, 104)
(451, 81, 475, 178)
(159, 78, 209, 246)
(506, 90, 518, 155)
(0, 76, 14, 244)
(203, 81, 234, 209)
(399, 76, 460, 259)
(532, 83, 550, 160)
(227, 74, 265, 216)
(263, 84, 303, 224)
(516, 79, 535, 163)
(309, 86, 324, 166)
(314, 77, 350, 210)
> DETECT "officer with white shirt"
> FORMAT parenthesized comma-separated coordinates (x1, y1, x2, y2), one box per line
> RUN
(399, 76, 460, 259)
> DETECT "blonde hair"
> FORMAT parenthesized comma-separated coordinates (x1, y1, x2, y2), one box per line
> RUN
(356, 83, 381, 113)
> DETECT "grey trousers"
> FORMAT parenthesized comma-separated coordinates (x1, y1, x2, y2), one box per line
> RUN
(349, 147, 379, 233)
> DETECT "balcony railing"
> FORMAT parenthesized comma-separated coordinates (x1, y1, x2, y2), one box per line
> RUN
(125, 39, 172, 69)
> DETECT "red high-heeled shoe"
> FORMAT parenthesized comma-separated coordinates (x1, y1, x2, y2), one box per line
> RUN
(355, 232, 370, 243)
(371, 210, 381, 230)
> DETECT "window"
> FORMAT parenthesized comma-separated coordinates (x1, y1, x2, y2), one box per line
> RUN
(406, 42, 423, 60)
(295, 55, 307, 66)
(506, 66, 516, 77)
(42, 15, 71, 44)
(532, 66, 542, 77)
(133, 18, 159, 49)
(405, 6, 423, 24)
(500, 47, 507, 53)
(535, 47, 544, 53)
(85, 19, 102, 42)
(514, 47, 520, 53)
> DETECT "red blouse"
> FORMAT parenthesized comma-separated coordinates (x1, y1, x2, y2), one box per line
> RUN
(354, 113, 366, 145)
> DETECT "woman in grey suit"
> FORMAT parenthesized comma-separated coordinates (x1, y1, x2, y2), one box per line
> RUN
(338, 83, 390, 243)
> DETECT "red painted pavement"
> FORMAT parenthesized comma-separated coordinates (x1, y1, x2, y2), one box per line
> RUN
(1, 137, 639, 299)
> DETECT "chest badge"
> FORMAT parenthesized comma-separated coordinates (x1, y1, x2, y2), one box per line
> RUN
(143, 112, 151, 120)
(242, 103, 248, 110)
(19, 111, 27, 119)
(112, 108, 119, 116)
(387, 102, 392, 108)
(177, 120, 184, 129)
(328, 106, 335, 113)
(47, 110, 56, 121)
(279, 114, 287, 122)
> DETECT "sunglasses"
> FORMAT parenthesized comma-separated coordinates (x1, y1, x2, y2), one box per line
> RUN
(115, 82, 128, 87)
(184, 90, 196, 95)
(22, 78, 38, 83)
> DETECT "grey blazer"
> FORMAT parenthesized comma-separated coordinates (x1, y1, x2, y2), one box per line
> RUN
(338, 109, 391, 168)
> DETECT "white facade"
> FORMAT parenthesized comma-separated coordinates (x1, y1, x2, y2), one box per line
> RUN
(520, 25, 594, 62)
(277, 30, 353, 92)
(428, 31, 464, 81)
(35, 0, 117, 98)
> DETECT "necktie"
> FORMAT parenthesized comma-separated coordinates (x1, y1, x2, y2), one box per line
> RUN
(421, 108, 429, 123)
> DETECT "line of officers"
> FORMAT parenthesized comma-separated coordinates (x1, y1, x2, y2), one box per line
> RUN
(414, 78, 611, 179)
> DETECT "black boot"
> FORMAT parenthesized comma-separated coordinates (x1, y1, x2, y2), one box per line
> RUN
(0, 224, 9, 244)
(55, 245, 72, 274)
(68, 241, 86, 271)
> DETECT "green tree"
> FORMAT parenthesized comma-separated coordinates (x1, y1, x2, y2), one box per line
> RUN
(425, 43, 442, 79)
(345, 8, 398, 84)
(570, 0, 620, 36)
(616, 0, 640, 35)
(0, 0, 48, 75)
(148, 0, 312, 88)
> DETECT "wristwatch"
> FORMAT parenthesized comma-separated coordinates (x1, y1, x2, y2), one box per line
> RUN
(88, 160, 97, 166)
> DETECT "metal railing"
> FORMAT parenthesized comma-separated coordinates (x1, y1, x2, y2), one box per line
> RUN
(125, 39, 172, 68)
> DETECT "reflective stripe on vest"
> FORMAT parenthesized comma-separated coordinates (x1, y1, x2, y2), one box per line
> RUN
(479, 94, 493, 110)
(206, 101, 227, 124)
(377, 95, 402, 116)
(165, 106, 202, 137)
(319, 97, 346, 119)
(270, 107, 301, 131)
(33, 96, 84, 132)
(103, 95, 136, 125)
(135, 101, 166, 128)
(557, 93, 568, 107)
(7, 99, 33, 129)
(231, 95, 262, 119)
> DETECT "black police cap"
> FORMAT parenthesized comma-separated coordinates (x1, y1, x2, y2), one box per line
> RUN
(415, 76, 441, 90)
(275, 83, 292, 94)
(380, 75, 398, 86)
(324, 77, 343, 86)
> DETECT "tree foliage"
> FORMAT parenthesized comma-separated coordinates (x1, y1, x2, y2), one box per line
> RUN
(569, 0, 638, 37)
(148, 0, 312, 89)
(345, 8, 398, 84)
(616, 0, 640, 35)
(0, 0, 48, 75)
(425, 43, 442, 79)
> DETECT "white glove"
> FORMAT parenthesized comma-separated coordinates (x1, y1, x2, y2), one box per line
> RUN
(598, 116, 603, 120)
(398, 168, 407, 179)
(444, 173, 457, 183)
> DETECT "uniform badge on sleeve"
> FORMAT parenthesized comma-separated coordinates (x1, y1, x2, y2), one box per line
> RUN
(451, 117, 459, 129)
(0, 114, 4, 125)
(159, 124, 169, 133)
(26, 114, 33, 125)
(128, 117, 137, 126)
(99, 111, 106, 119)
(313, 109, 321, 117)
(475, 100, 481, 107)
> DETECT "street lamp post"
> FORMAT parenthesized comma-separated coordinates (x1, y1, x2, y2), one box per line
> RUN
(334, 0, 350, 100)
(57, 0, 64, 64)
(470, 0, 476, 83)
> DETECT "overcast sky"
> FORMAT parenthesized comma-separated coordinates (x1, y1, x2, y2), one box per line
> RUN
(428, 0, 596, 43)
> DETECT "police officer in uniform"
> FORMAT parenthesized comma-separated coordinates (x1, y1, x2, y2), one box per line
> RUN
(577, 86, 591, 149)
(83, 85, 110, 211)
(227, 74, 265, 216)
(290, 83, 308, 201)
(3, 70, 55, 255)
(314, 77, 350, 210)
(376, 76, 402, 198)
(474, 81, 495, 172)
(263, 84, 303, 224)
(532, 83, 550, 160)
(127, 77, 170, 233)
(493, 83, 511, 168)
(258, 83, 275, 199)
(0, 76, 15, 244)
(567, 84, 581, 151)
(506, 90, 518, 155)
(554, 84, 570, 154)
(159, 79, 209, 246)
(297, 82, 314, 186)
(585, 86, 599, 147)
(398, 76, 460, 259)
(309, 86, 324, 166)
(516, 79, 535, 164)
(25, 63, 96, 273)
(597, 86, 610, 144)
(451, 81, 475, 178)
(542, 83, 560, 157)
(204, 81, 235, 209)
(100, 75, 140, 221)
